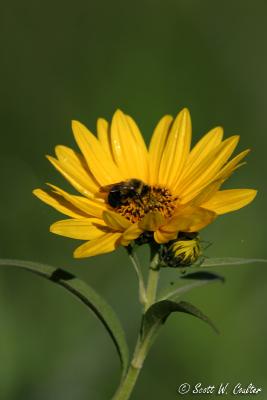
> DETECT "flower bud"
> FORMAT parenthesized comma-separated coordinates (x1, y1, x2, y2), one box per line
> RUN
(162, 232, 201, 267)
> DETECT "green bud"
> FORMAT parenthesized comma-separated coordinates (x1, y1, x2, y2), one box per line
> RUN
(162, 232, 201, 267)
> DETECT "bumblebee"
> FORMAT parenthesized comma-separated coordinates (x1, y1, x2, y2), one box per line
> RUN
(99, 179, 150, 208)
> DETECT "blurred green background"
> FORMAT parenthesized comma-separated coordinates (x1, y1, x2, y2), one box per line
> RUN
(0, 0, 266, 399)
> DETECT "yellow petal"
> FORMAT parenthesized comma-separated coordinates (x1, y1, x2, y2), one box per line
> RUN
(110, 110, 148, 181)
(187, 127, 224, 168)
(96, 118, 114, 163)
(148, 115, 173, 185)
(54, 145, 99, 195)
(139, 211, 165, 231)
(180, 135, 240, 203)
(47, 155, 95, 198)
(47, 184, 107, 218)
(154, 229, 178, 244)
(158, 108, 192, 188)
(121, 223, 143, 246)
(174, 127, 223, 192)
(214, 149, 250, 181)
(202, 189, 257, 215)
(126, 114, 149, 179)
(189, 180, 223, 206)
(74, 233, 122, 258)
(50, 218, 108, 240)
(163, 205, 216, 233)
(102, 210, 131, 231)
(72, 120, 122, 185)
(33, 188, 87, 218)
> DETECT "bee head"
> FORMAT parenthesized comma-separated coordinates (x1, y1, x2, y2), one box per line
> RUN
(129, 179, 149, 196)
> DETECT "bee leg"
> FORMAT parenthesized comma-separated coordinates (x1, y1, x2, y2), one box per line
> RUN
(135, 193, 145, 206)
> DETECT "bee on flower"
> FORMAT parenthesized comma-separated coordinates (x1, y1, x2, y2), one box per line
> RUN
(33, 108, 256, 262)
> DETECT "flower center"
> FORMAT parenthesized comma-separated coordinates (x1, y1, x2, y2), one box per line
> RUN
(114, 185, 179, 223)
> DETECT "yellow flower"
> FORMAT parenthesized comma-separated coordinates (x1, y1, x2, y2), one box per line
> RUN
(33, 108, 257, 258)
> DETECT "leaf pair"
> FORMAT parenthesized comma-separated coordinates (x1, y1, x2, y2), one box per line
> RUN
(0, 257, 265, 385)
(140, 271, 222, 352)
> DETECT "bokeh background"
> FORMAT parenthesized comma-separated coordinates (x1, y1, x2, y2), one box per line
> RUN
(1, 1, 266, 399)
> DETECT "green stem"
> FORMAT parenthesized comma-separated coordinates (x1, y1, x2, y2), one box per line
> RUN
(112, 362, 141, 400)
(112, 244, 161, 400)
(127, 246, 147, 306)
(145, 243, 160, 311)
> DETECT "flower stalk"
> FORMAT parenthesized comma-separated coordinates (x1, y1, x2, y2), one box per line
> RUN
(112, 244, 161, 400)
(144, 245, 160, 311)
(127, 245, 147, 306)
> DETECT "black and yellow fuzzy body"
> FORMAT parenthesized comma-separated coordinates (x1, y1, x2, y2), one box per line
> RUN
(100, 179, 150, 208)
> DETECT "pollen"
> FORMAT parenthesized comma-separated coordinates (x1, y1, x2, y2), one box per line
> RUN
(115, 186, 179, 223)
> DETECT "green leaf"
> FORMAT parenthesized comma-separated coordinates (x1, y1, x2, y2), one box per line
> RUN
(201, 257, 267, 268)
(141, 300, 218, 343)
(0, 259, 129, 377)
(180, 271, 225, 281)
(159, 271, 224, 301)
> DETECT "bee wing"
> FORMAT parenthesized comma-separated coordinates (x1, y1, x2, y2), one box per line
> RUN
(99, 184, 115, 193)
(99, 182, 125, 193)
